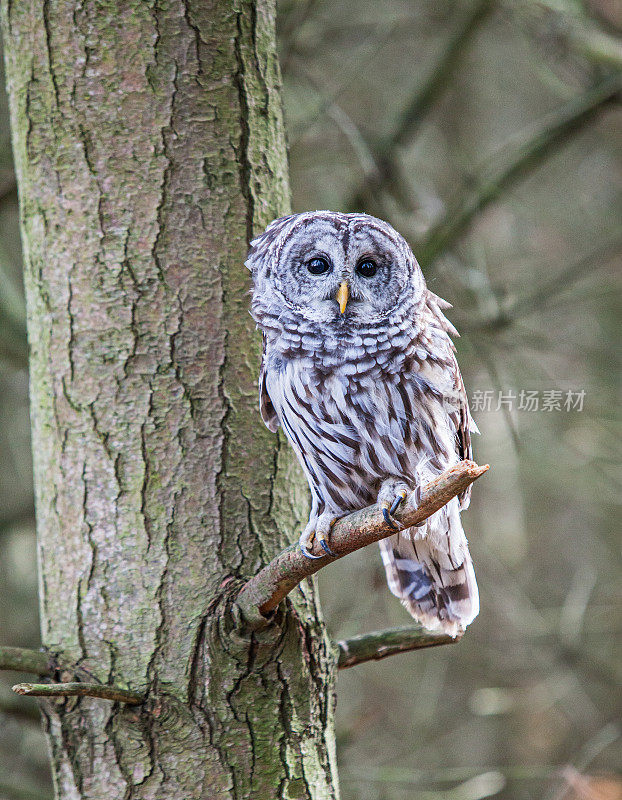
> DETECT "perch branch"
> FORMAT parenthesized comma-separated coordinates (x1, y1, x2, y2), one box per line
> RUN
(337, 625, 460, 669)
(236, 460, 488, 622)
(12, 682, 145, 706)
(0, 646, 52, 675)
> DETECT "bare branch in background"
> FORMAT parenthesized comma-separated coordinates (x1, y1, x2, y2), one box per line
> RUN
(507, 0, 622, 70)
(290, 63, 380, 183)
(0, 646, 52, 675)
(470, 338, 520, 450)
(343, 0, 622, 223)
(13, 682, 145, 706)
(337, 625, 459, 669)
(388, 0, 497, 151)
(347, 0, 497, 212)
(235, 460, 489, 623)
(286, 14, 416, 150)
(475, 236, 622, 331)
(416, 72, 622, 265)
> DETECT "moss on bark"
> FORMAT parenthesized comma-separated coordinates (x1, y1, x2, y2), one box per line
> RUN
(1, 1, 338, 796)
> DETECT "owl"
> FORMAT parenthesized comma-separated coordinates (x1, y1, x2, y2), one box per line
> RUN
(246, 211, 479, 636)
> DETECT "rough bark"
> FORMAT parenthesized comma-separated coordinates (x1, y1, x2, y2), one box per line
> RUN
(1, 2, 338, 798)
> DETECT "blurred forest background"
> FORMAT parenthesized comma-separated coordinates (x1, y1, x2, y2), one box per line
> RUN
(0, 1, 620, 798)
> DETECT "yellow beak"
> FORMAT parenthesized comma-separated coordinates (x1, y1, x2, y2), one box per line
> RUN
(336, 281, 349, 314)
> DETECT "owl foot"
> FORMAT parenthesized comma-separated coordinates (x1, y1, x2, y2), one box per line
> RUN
(378, 478, 411, 530)
(299, 513, 339, 559)
(379, 478, 427, 530)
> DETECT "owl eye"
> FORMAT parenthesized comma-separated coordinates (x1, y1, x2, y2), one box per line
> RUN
(307, 257, 331, 275)
(356, 259, 377, 278)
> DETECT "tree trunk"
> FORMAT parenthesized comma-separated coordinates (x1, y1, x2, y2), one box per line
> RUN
(1, 2, 339, 797)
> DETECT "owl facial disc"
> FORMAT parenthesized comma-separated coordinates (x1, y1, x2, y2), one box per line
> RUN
(246, 210, 427, 327)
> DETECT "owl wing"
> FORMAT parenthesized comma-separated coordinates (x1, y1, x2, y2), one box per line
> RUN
(378, 290, 480, 636)
(424, 289, 477, 509)
(450, 351, 475, 509)
(258, 336, 279, 433)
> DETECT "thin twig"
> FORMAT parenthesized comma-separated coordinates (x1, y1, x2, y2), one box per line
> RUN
(291, 63, 379, 181)
(507, 0, 622, 70)
(12, 682, 145, 706)
(479, 236, 622, 329)
(337, 625, 459, 669)
(235, 460, 489, 623)
(470, 338, 520, 451)
(389, 0, 496, 150)
(416, 72, 622, 265)
(346, 0, 496, 211)
(0, 646, 52, 675)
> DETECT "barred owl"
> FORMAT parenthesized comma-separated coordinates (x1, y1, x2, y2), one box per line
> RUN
(246, 211, 479, 636)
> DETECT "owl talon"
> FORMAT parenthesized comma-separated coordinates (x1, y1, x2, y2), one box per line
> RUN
(379, 480, 410, 530)
(382, 506, 399, 530)
(300, 542, 324, 560)
(319, 538, 337, 557)
(390, 491, 407, 515)
(299, 513, 340, 559)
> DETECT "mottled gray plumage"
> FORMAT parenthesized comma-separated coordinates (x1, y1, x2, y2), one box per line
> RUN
(246, 211, 479, 636)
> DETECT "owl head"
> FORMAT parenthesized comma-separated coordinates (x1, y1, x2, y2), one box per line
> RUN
(245, 211, 426, 327)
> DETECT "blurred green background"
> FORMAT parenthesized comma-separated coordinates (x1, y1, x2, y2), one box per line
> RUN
(0, 1, 620, 798)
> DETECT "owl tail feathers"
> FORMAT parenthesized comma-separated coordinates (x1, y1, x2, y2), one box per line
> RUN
(379, 535, 479, 638)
